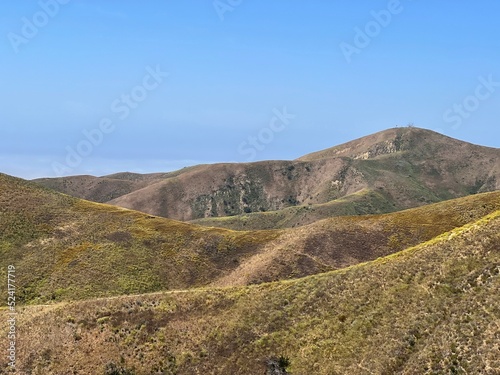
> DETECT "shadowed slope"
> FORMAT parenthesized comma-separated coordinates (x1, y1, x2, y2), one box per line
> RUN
(190, 188, 397, 229)
(0, 173, 279, 304)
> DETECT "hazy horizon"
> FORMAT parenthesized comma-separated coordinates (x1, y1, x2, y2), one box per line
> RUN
(2, 1, 500, 179)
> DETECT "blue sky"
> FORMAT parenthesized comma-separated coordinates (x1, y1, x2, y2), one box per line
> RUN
(1, 1, 499, 178)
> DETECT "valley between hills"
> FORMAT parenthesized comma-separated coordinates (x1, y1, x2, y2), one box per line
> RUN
(1, 127, 499, 374)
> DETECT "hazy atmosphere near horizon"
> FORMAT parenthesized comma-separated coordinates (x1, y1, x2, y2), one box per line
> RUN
(1, 1, 500, 178)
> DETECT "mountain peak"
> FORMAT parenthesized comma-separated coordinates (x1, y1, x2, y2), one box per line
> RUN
(32, 127, 499, 230)
(297, 127, 455, 161)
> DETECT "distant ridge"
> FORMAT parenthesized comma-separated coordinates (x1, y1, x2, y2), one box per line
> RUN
(297, 127, 482, 161)
(34, 127, 500, 229)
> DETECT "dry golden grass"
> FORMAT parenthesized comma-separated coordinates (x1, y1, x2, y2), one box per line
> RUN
(210, 190, 500, 287)
(2, 172, 500, 307)
(2, 210, 499, 374)
(0, 173, 280, 304)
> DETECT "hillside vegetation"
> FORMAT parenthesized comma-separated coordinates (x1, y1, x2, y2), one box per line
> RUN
(0, 173, 279, 304)
(3, 209, 499, 374)
(210, 190, 500, 287)
(3, 172, 500, 305)
(2, 124, 500, 374)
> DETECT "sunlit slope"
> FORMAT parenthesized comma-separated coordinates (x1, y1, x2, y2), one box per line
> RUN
(3, 210, 499, 374)
(0, 173, 279, 304)
(210, 190, 500, 287)
(2, 172, 500, 305)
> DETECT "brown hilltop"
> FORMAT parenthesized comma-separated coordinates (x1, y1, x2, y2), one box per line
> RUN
(194, 127, 500, 229)
(34, 127, 500, 229)
(295, 126, 486, 161)
(32, 169, 195, 203)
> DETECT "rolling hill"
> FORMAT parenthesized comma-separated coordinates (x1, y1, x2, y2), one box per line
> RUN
(3, 124, 500, 373)
(34, 127, 500, 230)
(2, 172, 500, 306)
(33, 171, 177, 203)
(0, 172, 279, 304)
(2, 206, 499, 374)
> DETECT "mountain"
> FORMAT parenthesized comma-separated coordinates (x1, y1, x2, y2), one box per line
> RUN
(33, 171, 176, 203)
(192, 127, 500, 229)
(2, 172, 499, 305)
(3, 206, 499, 374)
(34, 127, 500, 230)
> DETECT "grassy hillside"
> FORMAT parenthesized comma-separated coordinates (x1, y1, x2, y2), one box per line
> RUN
(209, 190, 500, 287)
(3, 172, 500, 305)
(0, 173, 280, 304)
(3, 209, 499, 374)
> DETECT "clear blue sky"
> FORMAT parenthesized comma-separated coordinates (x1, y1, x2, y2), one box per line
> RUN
(1, 1, 499, 178)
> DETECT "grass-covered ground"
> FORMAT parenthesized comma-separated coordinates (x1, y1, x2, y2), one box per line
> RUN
(2, 171, 500, 373)
(2, 209, 499, 374)
(0, 173, 280, 304)
(2, 172, 500, 305)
